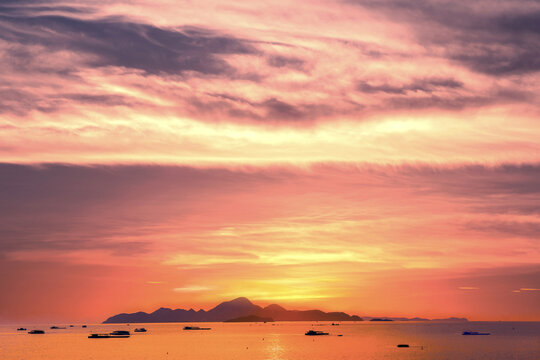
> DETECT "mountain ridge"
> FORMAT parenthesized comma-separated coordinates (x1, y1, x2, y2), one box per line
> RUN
(103, 297, 467, 323)
(103, 297, 362, 323)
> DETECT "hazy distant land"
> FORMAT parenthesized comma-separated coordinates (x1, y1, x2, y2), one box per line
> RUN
(103, 297, 467, 323)
(224, 314, 274, 322)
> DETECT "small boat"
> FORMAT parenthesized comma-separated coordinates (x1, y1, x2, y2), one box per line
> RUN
(305, 330, 329, 336)
(28, 330, 45, 334)
(89, 330, 131, 338)
(110, 330, 130, 338)
(183, 326, 211, 330)
(50, 326, 66, 329)
(462, 331, 490, 335)
(17, 328, 27, 331)
(82, 325, 87, 328)
(331, 323, 340, 326)
(397, 344, 410, 348)
(69, 325, 74, 327)
(88, 333, 111, 339)
(134, 328, 147, 332)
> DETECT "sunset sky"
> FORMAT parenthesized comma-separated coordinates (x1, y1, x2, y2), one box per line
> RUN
(1, 0, 539, 323)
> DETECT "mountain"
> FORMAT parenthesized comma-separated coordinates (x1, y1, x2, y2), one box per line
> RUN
(204, 297, 262, 321)
(258, 304, 362, 321)
(103, 297, 362, 323)
(363, 316, 468, 322)
(224, 315, 274, 322)
(431, 317, 468, 322)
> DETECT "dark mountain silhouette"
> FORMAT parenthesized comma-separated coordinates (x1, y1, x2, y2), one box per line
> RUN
(103, 297, 466, 323)
(224, 315, 274, 322)
(432, 317, 468, 322)
(363, 316, 467, 322)
(258, 304, 362, 321)
(208, 297, 262, 320)
(103, 297, 362, 323)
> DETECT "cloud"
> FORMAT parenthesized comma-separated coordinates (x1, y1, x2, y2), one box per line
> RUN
(0, 0, 536, 129)
(173, 286, 213, 292)
(261, 98, 332, 122)
(393, 163, 540, 197)
(465, 221, 540, 239)
(1, 162, 539, 320)
(0, 7, 256, 77)
(165, 249, 380, 267)
(512, 288, 540, 293)
(357, 78, 463, 95)
(2, 162, 539, 268)
(184, 93, 353, 124)
(354, 77, 515, 111)
(0, 163, 274, 260)
(348, 0, 540, 75)
(0, 2, 91, 16)
(266, 55, 305, 70)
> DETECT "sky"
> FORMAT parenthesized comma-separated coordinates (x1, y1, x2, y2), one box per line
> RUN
(0, 0, 539, 323)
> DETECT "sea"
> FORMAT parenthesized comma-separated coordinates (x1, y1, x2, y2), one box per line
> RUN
(0, 321, 538, 359)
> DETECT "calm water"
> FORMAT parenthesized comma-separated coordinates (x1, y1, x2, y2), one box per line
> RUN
(0, 322, 538, 359)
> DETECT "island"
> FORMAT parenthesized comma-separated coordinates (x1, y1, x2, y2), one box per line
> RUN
(224, 315, 274, 322)
(103, 297, 363, 323)
(103, 297, 468, 324)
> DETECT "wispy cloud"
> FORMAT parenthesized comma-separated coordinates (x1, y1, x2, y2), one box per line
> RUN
(0, 0, 538, 165)
(173, 286, 213, 293)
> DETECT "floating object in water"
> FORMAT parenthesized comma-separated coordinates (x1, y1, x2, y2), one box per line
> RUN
(28, 330, 45, 334)
(17, 328, 27, 331)
(183, 326, 211, 330)
(397, 344, 410, 348)
(331, 323, 340, 326)
(82, 325, 87, 328)
(462, 331, 490, 335)
(110, 330, 130, 338)
(337, 334, 343, 337)
(90, 330, 131, 338)
(134, 328, 147, 332)
(305, 330, 329, 336)
(88, 333, 111, 339)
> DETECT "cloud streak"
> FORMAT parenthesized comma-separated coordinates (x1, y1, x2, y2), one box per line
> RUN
(349, 0, 540, 75)
(173, 286, 213, 293)
(0, 7, 256, 76)
(0, 0, 537, 130)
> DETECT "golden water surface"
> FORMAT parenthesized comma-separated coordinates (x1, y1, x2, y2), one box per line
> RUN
(1, 321, 538, 359)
